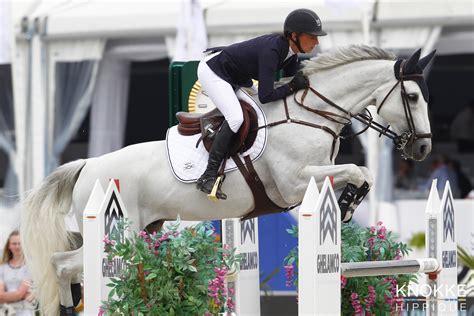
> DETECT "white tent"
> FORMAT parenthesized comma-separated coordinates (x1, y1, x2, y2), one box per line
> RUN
(6, 0, 474, 222)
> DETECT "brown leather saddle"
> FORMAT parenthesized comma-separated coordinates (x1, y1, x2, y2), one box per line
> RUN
(175, 100, 289, 220)
(176, 100, 259, 155)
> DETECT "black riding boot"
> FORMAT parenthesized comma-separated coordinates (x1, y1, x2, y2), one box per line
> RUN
(197, 121, 235, 200)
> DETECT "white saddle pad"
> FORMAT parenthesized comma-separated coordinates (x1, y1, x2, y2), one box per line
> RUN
(166, 90, 268, 183)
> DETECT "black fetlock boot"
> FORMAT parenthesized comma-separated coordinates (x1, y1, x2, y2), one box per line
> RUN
(60, 305, 76, 316)
(197, 121, 235, 200)
(338, 181, 370, 223)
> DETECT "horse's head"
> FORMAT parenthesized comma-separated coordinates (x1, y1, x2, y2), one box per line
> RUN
(375, 49, 435, 161)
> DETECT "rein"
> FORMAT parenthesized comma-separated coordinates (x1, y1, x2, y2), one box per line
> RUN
(258, 61, 432, 158)
(257, 93, 340, 160)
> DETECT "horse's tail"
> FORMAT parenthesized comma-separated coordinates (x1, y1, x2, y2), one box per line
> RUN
(21, 159, 86, 316)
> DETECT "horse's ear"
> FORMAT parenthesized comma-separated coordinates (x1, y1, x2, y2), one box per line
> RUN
(418, 50, 436, 70)
(403, 48, 421, 74)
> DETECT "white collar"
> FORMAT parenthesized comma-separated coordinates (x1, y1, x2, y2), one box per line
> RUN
(284, 46, 297, 61)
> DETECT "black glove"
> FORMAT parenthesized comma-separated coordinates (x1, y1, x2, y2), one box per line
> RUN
(288, 71, 309, 93)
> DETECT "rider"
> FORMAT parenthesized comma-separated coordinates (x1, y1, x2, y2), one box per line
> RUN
(196, 8, 327, 200)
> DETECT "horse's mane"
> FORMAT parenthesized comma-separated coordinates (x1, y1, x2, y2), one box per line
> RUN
(302, 45, 397, 75)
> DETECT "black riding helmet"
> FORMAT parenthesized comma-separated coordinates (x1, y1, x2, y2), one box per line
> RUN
(284, 9, 327, 36)
(284, 9, 327, 53)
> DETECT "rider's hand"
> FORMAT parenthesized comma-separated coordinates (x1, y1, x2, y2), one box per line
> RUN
(288, 71, 309, 93)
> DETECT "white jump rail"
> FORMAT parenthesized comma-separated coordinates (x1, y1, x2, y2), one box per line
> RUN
(298, 177, 458, 316)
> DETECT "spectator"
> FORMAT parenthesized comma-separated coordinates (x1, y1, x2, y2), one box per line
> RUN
(450, 100, 474, 153)
(395, 159, 417, 190)
(0, 230, 35, 315)
(449, 160, 473, 199)
(422, 155, 460, 198)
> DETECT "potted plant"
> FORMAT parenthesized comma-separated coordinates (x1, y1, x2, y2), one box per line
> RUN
(284, 221, 416, 315)
(101, 219, 240, 316)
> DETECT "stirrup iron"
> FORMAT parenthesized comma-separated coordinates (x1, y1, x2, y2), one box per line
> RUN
(208, 175, 224, 202)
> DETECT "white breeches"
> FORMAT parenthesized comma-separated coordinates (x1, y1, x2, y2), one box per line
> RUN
(197, 57, 243, 133)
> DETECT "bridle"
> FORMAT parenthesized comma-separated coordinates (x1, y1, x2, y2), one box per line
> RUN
(375, 60, 432, 148)
(259, 59, 432, 159)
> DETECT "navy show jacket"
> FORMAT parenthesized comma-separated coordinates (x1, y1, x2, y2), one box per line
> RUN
(206, 34, 298, 104)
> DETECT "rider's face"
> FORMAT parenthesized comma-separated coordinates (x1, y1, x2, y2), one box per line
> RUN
(299, 33, 319, 53)
(291, 32, 319, 54)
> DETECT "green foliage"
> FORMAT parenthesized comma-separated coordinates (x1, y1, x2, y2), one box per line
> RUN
(458, 245, 474, 296)
(407, 231, 425, 250)
(284, 221, 417, 315)
(101, 219, 240, 316)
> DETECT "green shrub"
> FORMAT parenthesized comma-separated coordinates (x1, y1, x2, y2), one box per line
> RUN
(284, 221, 417, 315)
(101, 219, 240, 316)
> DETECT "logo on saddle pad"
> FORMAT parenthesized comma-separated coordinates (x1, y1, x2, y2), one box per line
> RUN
(320, 191, 338, 245)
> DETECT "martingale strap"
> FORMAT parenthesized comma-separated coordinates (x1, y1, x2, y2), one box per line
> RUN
(232, 155, 288, 220)
(257, 97, 340, 160)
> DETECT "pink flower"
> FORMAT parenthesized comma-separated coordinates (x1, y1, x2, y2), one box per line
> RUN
(98, 308, 105, 316)
(103, 234, 116, 246)
(394, 250, 402, 260)
(284, 265, 294, 287)
(367, 236, 375, 247)
(350, 292, 363, 315)
(208, 266, 229, 308)
(365, 285, 376, 310)
(138, 230, 148, 239)
(341, 275, 347, 288)
(158, 233, 170, 242)
(369, 226, 376, 234)
(226, 287, 236, 312)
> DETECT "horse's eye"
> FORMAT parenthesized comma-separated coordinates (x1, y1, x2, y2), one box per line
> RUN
(407, 93, 418, 102)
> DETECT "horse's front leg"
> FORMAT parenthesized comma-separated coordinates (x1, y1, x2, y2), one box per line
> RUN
(298, 164, 374, 222)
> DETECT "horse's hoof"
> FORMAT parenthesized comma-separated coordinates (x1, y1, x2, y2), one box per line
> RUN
(341, 208, 354, 223)
(71, 283, 82, 307)
(59, 305, 76, 316)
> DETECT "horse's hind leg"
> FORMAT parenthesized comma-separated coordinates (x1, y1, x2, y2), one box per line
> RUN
(51, 243, 84, 315)
(145, 219, 165, 233)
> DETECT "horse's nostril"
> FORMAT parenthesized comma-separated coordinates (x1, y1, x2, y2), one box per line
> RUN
(420, 144, 427, 155)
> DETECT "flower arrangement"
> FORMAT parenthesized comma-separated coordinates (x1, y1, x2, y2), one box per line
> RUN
(101, 219, 240, 316)
(284, 221, 417, 315)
